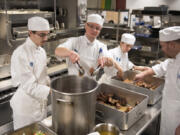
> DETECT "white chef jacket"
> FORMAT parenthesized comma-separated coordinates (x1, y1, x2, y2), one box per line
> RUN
(10, 37, 50, 129)
(57, 35, 109, 77)
(152, 55, 180, 135)
(104, 46, 134, 77)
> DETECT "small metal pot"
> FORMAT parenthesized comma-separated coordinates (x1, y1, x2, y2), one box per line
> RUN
(93, 123, 120, 135)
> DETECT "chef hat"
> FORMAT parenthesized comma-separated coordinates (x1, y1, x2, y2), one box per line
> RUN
(121, 33, 136, 46)
(159, 26, 180, 42)
(28, 16, 50, 31)
(87, 14, 104, 26)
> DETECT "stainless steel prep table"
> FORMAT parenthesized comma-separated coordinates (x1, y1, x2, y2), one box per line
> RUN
(40, 99, 162, 135)
(119, 99, 161, 135)
(0, 63, 68, 134)
(1, 63, 161, 135)
(0, 63, 67, 92)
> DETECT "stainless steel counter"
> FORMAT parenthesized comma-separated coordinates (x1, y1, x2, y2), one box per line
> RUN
(120, 100, 161, 135)
(0, 63, 67, 92)
(0, 63, 68, 134)
(1, 63, 161, 135)
(41, 99, 161, 135)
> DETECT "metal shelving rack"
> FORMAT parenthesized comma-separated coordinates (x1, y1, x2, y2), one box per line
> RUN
(129, 10, 168, 29)
(128, 10, 168, 65)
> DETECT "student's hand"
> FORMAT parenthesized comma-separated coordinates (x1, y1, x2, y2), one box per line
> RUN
(98, 57, 113, 67)
(69, 51, 80, 64)
(134, 72, 147, 81)
(105, 57, 114, 67)
(134, 67, 154, 81)
(117, 70, 124, 80)
(175, 124, 180, 135)
(50, 89, 52, 94)
(98, 57, 106, 68)
(133, 66, 149, 71)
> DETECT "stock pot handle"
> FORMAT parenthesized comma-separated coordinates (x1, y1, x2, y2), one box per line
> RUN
(96, 110, 105, 122)
(56, 99, 73, 105)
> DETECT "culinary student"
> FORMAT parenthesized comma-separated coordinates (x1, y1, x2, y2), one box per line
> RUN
(10, 16, 51, 130)
(55, 14, 123, 78)
(134, 26, 180, 135)
(99, 33, 145, 83)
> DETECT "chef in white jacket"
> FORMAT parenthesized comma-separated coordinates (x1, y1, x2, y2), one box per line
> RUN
(107, 33, 136, 72)
(55, 14, 122, 77)
(10, 16, 51, 130)
(135, 26, 180, 135)
(99, 33, 142, 83)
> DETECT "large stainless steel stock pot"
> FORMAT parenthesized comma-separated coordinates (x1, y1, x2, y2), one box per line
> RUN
(51, 75, 98, 135)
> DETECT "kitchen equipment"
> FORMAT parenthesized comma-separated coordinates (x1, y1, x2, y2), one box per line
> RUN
(93, 123, 120, 135)
(0, 86, 17, 135)
(0, 9, 54, 51)
(96, 83, 148, 130)
(0, 9, 54, 79)
(76, 61, 85, 76)
(110, 70, 164, 105)
(91, 65, 101, 76)
(143, 6, 168, 15)
(0, 54, 11, 79)
(4, 122, 57, 135)
(51, 75, 98, 135)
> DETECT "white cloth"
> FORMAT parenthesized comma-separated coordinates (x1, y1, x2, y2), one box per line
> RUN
(88, 132, 100, 135)
(121, 33, 136, 45)
(28, 16, 50, 31)
(152, 53, 180, 135)
(57, 35, 109, 77)
(87, 14, 104, 26)
(10, 37, 50, 130)
(159, 26, 180, 42)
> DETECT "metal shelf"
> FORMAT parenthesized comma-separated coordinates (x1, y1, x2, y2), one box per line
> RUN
(87, 8, 129, 12)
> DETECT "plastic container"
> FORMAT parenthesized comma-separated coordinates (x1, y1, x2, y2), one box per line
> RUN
(101, 0, 105, 9)
(116, 0, 126, 10)
(111, 0, 116, 10)
(105, 0, 111, 10)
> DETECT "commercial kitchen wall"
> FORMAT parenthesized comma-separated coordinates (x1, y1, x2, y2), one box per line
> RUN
(126, 0, 180, 10)
(87, 0, 180, 10)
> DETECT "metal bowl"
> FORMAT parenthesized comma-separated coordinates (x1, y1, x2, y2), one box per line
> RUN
(93, 123, 120, 135)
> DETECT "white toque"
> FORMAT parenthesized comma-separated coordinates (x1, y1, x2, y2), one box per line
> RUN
(87, 14, 104, 26)
(28, 16, 50, 31)
(121, 33, 136, 46)
(159, 26, 180, 42)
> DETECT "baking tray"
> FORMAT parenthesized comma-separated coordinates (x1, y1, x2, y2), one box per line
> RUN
(110, 70, 164, 105)
(96, 83, 148, 130)
(4, 122, 57, 135)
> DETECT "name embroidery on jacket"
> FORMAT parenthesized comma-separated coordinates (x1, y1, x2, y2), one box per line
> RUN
(177, 67, 180, 89)
(116, 57, 121, 62)
(30, 62, 34, 67)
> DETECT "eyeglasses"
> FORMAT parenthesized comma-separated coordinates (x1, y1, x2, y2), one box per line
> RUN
(87, 23, 101, 31)
(35, 33, 50, 38)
